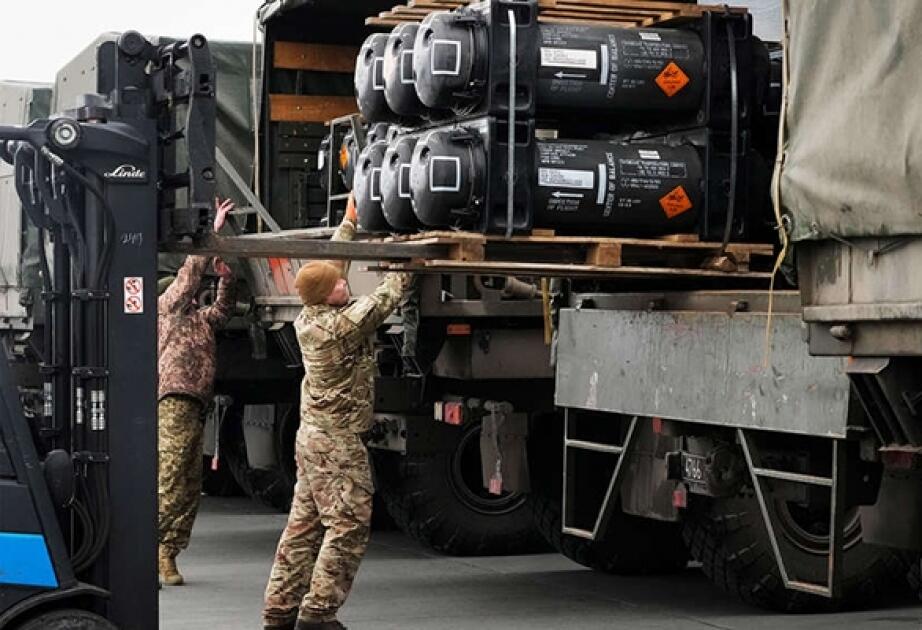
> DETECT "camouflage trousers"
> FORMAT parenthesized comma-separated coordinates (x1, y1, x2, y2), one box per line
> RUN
(263, 424, 373, 625)
(158, 395, 204, 556)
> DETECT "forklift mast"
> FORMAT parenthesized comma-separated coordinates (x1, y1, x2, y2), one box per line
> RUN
(0, 32, 215, 630)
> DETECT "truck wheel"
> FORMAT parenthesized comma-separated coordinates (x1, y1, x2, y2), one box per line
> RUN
(683, 491, 914, 611)
(530, 490, 688, 574)
(222, 405, 297, 512)
(15, 609, 117, 630)
(527, 412, 688, 574)
(375, 422, 545, 556)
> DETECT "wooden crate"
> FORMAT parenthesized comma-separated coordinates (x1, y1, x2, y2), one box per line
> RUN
(368, 0, 747, 29)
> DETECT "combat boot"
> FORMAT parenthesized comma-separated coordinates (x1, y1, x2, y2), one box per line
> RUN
(294, 620, 346, 630)
(158, 547, 184, 586)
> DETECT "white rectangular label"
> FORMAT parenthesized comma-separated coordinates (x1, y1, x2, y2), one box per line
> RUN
(372, 57, 385, 90)
(638, 150, 662, 161)
(430, 156, 461, 192)
(370, 167, 382, 201)
(398, 164, 413, 198)
(639, 32, 662, 42)
(538, 168, 595, 190)
(540, 47, 598, 70)
(124, 277, 143, 315)
(431, 39, 461, 76)
(400, 50, 415, 84)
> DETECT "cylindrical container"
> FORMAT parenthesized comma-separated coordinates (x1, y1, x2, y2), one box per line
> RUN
(409, 127, 487, 227)
(353, 140, 392, 232)
(413, 11, 488, 112)
(355, 33, 395, 122)
(381, 135, 424, 231)
(414, 14, 706, 116)
(532, 140, 703, 234)
(384, 24, 428, 119)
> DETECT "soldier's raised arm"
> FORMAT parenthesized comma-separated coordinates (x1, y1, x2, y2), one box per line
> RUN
(338, 272, 412, 347)
(159, 255, 208, 312)
(329, 194, 359, 276)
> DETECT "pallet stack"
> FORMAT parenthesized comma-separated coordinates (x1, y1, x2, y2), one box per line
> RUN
(367, 0, 746, 29)
(371, 231, 774, 279)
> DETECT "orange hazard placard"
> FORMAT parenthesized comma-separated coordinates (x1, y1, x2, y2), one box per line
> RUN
(655, 61, 690, 98)
(659, 185, 694, 219)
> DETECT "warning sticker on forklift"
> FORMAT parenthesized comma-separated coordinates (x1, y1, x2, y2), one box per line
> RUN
(124, 277, 143, 314)
(659, 185, 693, 218)
(655, 61, 690, 97)
(538, 168, 594, 189)
(540, 47, 598, 70)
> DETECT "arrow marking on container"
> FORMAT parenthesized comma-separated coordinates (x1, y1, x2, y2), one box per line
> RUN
(555, 71, 587, 80)
(552, 191, 584, 199)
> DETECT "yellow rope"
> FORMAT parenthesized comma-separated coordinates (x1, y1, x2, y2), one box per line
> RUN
(764, 2, 793, 368)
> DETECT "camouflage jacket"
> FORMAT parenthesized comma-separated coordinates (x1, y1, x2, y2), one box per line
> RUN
(295, 219, 411, 433)
(158, 255, 236, 406)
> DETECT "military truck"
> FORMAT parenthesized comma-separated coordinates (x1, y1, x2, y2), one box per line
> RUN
(186, 1, 551, 555)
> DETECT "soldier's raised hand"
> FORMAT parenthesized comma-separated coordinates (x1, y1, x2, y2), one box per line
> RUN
(344, 193, 357, 224)
(214, 197, 235, 233)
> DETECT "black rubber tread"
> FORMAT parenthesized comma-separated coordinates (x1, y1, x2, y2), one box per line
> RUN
(223, 415, 292, 513)
(908, 558, 922, 598)
(530, 490, 689, 574)
(683, 493, 915, 612)
(376, 451, 546, 556)
(15, 609, 117, 630)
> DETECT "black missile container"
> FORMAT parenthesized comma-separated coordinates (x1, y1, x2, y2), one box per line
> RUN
(399, 117, 766, 239)
(381, 135, 424, 230)
(355, 33, 394, 122)
(409, 0, 754, 131)
(353, 139, 391, 232)
(383, 24, 427, 120)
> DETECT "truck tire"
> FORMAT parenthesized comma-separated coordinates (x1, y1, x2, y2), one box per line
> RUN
(683, 491, 914, 611)
(530, 490, 689, 574)
(223, 405, 297, 512)
(15, 609, 117, 630)
(527, 412, 688, 574)
(375, 422, 545, 556)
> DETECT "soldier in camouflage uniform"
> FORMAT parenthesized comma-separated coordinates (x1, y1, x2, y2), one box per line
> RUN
(158, 199, 236, 586)
(263, 198, 411, 630)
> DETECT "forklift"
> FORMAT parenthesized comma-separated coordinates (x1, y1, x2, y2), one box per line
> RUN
(0, 31, 216, 630)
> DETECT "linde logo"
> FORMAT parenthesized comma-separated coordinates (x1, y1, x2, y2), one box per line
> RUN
(103, 164, 147, 182)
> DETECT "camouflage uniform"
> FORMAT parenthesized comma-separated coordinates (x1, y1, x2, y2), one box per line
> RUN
(264, 219, 411, 626)
(158, 255, 235, 556)
(158, 395, 204, 553)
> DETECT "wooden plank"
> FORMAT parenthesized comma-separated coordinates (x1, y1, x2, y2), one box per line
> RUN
(373, 259, 773, 280)
(449, 238, 486, 261)
(540, 15, 651, 26)
(381, 230, 774, 257)
(542, 9, 656, 21)
(273, 42, 360, 73)
(163, 233, 450, 261)
(586, 243, 623, 267)
(269, 94, 358, 123)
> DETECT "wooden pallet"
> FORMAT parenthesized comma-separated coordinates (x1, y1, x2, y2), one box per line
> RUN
(371, 230, 774, 279)
(367, 0, 747, 29)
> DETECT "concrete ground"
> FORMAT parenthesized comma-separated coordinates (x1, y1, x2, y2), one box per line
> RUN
(160, 497, 922, 630)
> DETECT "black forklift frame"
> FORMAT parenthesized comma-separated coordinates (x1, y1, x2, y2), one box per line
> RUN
(0, 32, 215, 630)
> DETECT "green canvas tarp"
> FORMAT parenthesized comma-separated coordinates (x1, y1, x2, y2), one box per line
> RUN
(778, 0, 922, 241)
